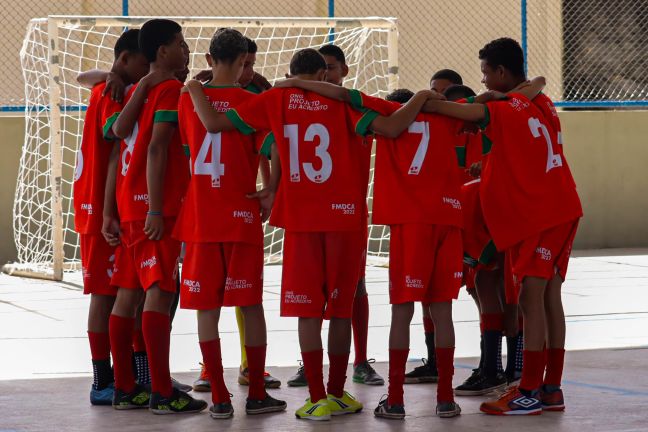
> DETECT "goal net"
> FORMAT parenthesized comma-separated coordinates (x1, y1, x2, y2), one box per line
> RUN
(7, 15, 398, 281)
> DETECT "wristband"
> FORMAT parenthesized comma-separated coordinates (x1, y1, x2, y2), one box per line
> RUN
(147, 210, 162, 216)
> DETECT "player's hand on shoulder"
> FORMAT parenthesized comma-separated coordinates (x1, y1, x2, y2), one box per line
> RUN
(251, 72, 272, 91)
(103, 72, 126, 103)
(140, 70, 169, 90)
(193, 69, 213, 82)
(144, 213, 164, 241)
(247, 188, 275, 222)
(101, 214, 121, 247)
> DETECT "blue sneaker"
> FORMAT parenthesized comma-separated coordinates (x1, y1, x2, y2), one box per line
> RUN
(90, 383, 115, 406)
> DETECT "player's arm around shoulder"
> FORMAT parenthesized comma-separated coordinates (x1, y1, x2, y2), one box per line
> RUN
(274, 78, 350, 102)
(368, 90, 436, 138)
(184, 79, 236, 133)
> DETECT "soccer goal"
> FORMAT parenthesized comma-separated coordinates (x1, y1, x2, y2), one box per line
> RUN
(5, 15, 398, 281)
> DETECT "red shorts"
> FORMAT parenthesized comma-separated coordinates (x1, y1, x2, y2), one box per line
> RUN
(180, 241, 264, 310)
(80, 233, 118, 296)
(110, 218, 181, 293)
(389, 224, 463, 304)
(505, 219, 579, 304)
(281, 230, 364, 319)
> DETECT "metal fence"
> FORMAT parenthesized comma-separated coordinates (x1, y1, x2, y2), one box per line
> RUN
(2, 0, 648, 109)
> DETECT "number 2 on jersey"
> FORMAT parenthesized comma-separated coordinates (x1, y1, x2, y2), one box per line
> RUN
(407, 121, 430, 175)
(528, 117, 562, 172)
(194, 132, 225, 188)
(284, 123, 332, 183)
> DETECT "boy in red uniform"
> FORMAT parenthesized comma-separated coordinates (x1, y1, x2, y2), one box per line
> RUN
(426, 37, 582, 415)
(286, 44, 384, 388)
(103, 19, 206, 414)
(74, 29, 149, 406)
(185, 48, 434, 421)
(174, 28, 286, 420)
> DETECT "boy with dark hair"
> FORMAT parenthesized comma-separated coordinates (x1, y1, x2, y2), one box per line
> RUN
(185, 47, 435, 421)
(430, 68, 463, 94)
(175, 28, 286, 420)
(74, 28, 149, 406)
(104, 18, 206, 414)
(426, 37, 582, 415)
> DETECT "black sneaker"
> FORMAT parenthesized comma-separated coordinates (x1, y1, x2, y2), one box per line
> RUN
(149, 388, 208, 414)
(171, 377, 193, 393)
(505, 369, 522, 385)
(404, 358, 438, 384)
(353, 359, 385, 386)
(436, 401, 461, 418)
(287, 361, 308, 387)
(246, 392, 288, 415)
(112, 384, 150, 410)
(454, 370, 507, 396)
(373, 395, 405, 420)
(210, 402, 234, 419)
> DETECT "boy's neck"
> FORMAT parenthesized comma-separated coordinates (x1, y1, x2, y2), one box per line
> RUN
(149, 62, 176, 80)
(296, 73, 320, 81)
(503, 76, 527, 93)
(209, 64, 239, 87)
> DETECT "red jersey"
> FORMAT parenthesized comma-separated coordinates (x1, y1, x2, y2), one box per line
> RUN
(480, 93, 582, 250)
(73, 82, 122, 234)
(225, 87, 376, 232)
(117, 79, 190, 222)
(174, 85, 270, 244)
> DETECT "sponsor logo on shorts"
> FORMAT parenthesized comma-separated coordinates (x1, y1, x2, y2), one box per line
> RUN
(133, 193, 149, 204)
(330, 288, 339, 299)
(140, 256, 157, 269)
(225, 277, 252, 291)
(508, 97, 530, 112)
(183, 279, 201, 293)
(454, 271, 463, 279)
(405, 275, 424, 289)
(442, 197, 462, 210)
(284, 291, 312, 304)
(233, 210, 255, 224)
(82, 266, 90, 280)
(80, 203, 94, 214)
(331, 203, 355, 215)
(536, 247, 552, 261)
(107, 254, 116, 278)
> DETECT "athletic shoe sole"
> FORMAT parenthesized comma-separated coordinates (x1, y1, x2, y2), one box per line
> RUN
(480, 407, 542, 416)
(454, 382, 507, 396)
(352, 376, 384, 385)
(210, 411, 234, 419)
(295, 414, 331, 421)
(150, 407, 207, 415)
(331, 407, 362, 416)
(542, 404, 565, 411)
(246, 404, 287, 415)
(192, 384, 211, 392)
(287, 382, 308, 387)
(437, 408, 462, 418)
(374, 411, 405, 420)
(404, 377, 438, 384)
(113, 403, 149, 410)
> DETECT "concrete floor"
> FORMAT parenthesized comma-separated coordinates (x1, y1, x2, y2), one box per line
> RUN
(1, 248, 648, 431)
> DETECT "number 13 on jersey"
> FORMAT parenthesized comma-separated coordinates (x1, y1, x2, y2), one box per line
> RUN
(284, 123, 332, 183)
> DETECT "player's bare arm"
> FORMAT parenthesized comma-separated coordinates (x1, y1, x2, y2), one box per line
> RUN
(425, 99, 488, 123)
(144, 121, 175, 241)
(101, 143, 121, 246)
(369, 90, 435, 138)
(274, 78, 350, 102)
(185, 79, 236, 133)
(77, 69, 127, 103)
(247, 142, 280, 222)
(251, 72, 273, 91)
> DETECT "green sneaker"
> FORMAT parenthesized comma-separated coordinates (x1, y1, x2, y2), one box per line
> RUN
(352, 359, 385, 385)
(112, 384, 150, 410)
(149, 388, 208, 415)
(295, 398, 331, 421)
(327, 391, 363, 416)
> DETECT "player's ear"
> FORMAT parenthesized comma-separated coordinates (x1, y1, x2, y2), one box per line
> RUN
(115, 51, 128, 66)
(316, 69, 326, 82)
(205, 53, 213, 68)
(341, 63, 349, 78)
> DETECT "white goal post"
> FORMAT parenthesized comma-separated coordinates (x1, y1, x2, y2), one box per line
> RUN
(5, 15, 398, 281)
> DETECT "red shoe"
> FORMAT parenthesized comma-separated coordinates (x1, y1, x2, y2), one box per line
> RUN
(480, 386, 542, 416)
(540, 387, 565, 411)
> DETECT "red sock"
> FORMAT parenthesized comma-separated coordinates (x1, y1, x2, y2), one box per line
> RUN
(519, 349, 546, 392)
(387, 348, 409, 405)
(142, 311, 172, 397)
(132, 329, 146, 352)
(109, 314, 135, 393)
(199, 339, 230, 404)
(246, 345, 267, 400)
(88, 331, 111, 360)
(544, 348, 566, 387)
(423, 315, 435, 333)
(435, 347, 455, 403)
(327, 352, 350, 398)
(302, 349, 326, 402)
(352, 295, 369, 366)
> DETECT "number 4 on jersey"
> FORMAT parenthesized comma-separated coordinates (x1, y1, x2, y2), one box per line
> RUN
(194, 132, 225, 188)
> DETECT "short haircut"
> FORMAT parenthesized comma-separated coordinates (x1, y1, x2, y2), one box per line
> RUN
(478, 37, 525, 78)
(209, 28, 248, 63)
(245, 37, 258, 54)
(114, 29, 141, 59)
(386, 88, 414, 104)
(139, 19, 182, 62)
(443, 84, 476, 101)
(431, 69, 463, 85)
(318, 44, 346, 64)
(289, 48, 326, 75)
